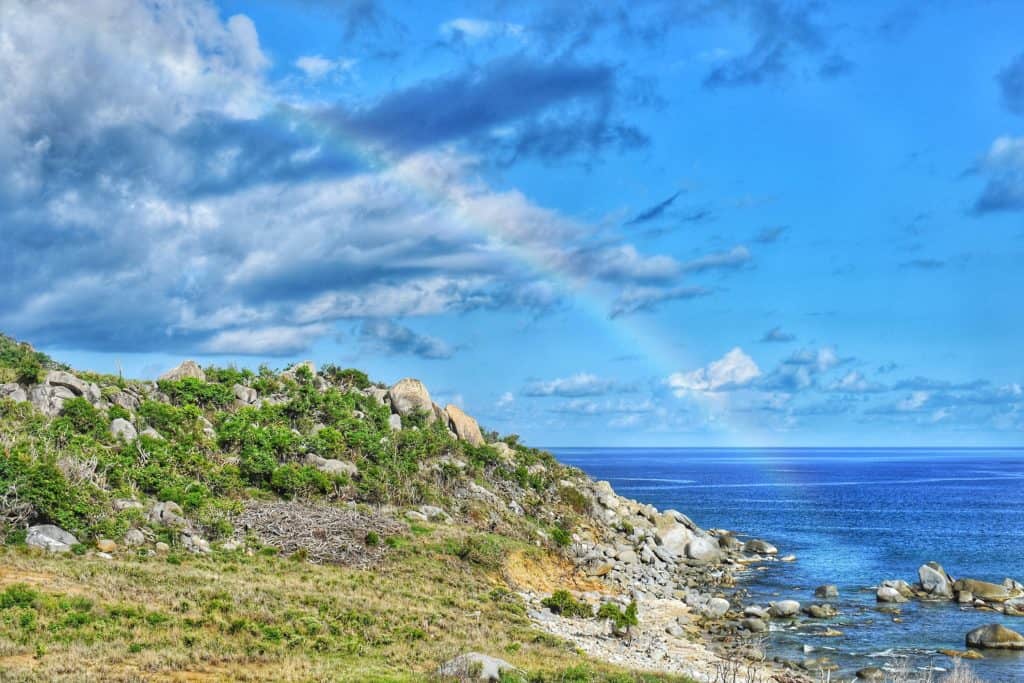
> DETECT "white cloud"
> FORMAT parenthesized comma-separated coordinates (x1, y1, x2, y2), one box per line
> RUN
(667, 348, 761, 396)
(525, 373, 615, 397)
(439, 18, 523, 42)
(496, 392, 515, 408)
(294, 55, 355, 81)
(828, 371, 886, 393)
(200, 324, 329, 355)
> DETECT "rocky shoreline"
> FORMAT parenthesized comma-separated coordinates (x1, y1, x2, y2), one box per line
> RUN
(521, 476, 1024, 682)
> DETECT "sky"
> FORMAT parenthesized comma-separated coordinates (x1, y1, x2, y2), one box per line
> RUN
(1, 0, 1022, 447)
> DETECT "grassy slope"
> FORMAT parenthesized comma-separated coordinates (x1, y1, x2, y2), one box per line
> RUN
(0, 337, 695, 682)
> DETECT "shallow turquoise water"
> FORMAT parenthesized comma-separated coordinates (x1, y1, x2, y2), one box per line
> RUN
(551, 448, 1024, 682)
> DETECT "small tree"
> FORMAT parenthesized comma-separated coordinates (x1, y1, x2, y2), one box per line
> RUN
(597, 600, 639, 638)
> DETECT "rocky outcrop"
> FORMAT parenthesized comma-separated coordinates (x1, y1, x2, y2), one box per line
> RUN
(233, 383, 258, 405)
(954, 578, 1016, 603)
(29, 384, 75, 417)
(148, 501, 188, 528)
(387, 378, 435, 422)
(965, 624, 1024, 650)
(26, 524, 78, 553)
(45, 370, 100, 403)
(0, 383, 27, 402)
(444, 404, 484, 446)
(159, 360, 205, 382)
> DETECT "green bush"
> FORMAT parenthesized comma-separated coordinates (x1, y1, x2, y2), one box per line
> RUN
(597, 600, 639, 636)
(454, 534, 506, 569)
(157, 378, 234, 408)
(558, 486, 588, 514)
(541, 590, 593, 618)
(0, 584, 39, 609)
(269, 464, 330, 498)
(108, 404, 131, 422)
(321, 365, 371, 389)
(0, 454, 99, 537)
(53, 398, 106, 436)
(550, 525, 571, 548)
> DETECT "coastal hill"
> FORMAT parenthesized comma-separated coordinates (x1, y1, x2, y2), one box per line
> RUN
(0, 333, 1000, 682)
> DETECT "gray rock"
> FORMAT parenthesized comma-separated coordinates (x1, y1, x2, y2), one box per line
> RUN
(685, 536, 722, 563)
(438, 653, 517, 681)
(743, 538, 778, 555)
(388, 413, 402, 431)
(700, 597, 730, 618)
(918, 561, 954, 599)
(490, 441, 515, 462)
(45, 370, 100, 403)
(405, 510, 428, 522)
(148, 501, 188, 528)
(140, 427, 164, 440)
(123, 529, 146, 547)
(803, 603, 838, 619)
(29, 384, 75, 417)
(814, 584, 839, 599)
(304, 453, 358, 478)
(26, 524, 78, 553)
(159, 360, 206, 382)
(387, 378, 436, 422)
(110, 418, 137, 441)
(965, 624, 1024, 649)
(856, 667, 886, 681)
(740, 617, 768, 633)
(769, 600, 801, 618)
(0, 383, 28, 403)
(181, 532, 211, 554)
(113, 499, 144, 511)
(233, 383, 257, 405)
(876, 586, 908, 603)
(418, 505, 448, 521)
(110, 390, 140, 412)
(617, 549, 638, 564)
(743, 605, 769, 619)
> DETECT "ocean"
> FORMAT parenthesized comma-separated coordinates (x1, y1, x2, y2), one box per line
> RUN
(551, 447, 1024, 682)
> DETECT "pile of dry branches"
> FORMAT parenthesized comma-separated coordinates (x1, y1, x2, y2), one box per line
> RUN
(233, 500, 404, 567)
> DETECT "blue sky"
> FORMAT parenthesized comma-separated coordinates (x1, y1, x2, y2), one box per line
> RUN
(2, 0, 1022, 446)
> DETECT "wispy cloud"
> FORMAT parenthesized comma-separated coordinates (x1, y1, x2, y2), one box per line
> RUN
(625, 190, 683, 225)
(760, 326, 795, 343)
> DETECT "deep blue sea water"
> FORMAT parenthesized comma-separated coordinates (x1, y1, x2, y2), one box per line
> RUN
(551, 448, 1024, 682)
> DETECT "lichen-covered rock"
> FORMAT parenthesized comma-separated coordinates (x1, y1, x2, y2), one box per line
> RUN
(445, 404, 484, 446)
(159, 360, 206, 382)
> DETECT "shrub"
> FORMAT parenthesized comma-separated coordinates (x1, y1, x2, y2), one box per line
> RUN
(53, 397, 106, 436)
(364, 531, 380, 547)
(157, 378, 234, 409)
(0, 584, 38, 609)
(322, 365, 371, 390)
(558, 486, 588, 513)
(0, 454, 99, 537)
(550, 525, 571, 548)
(541, 590, 593, 618)
(269, 464, 330, 498)
(597, 600, 639, 636)
(108, 404, 131, 422)
(454, 534, 506, 569)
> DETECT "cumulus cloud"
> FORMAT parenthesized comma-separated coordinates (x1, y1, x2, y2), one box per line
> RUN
(358, 319, 453, 359)
(667, 348, 761, 396)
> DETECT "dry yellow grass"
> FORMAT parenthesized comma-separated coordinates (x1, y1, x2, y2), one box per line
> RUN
(0, 527, 694, 682)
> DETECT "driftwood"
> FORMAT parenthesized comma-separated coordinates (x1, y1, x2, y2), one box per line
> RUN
(233, 500, 404, 567)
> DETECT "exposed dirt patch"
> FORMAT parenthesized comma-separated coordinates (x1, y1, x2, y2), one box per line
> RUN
(501, 549, 608, 593)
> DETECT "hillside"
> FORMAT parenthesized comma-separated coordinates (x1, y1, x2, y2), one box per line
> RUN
(0, 335, 794, 682)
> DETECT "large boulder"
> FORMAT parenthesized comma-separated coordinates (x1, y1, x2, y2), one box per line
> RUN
(654, 511, 697, 556)
(233, 384, 258, 405)
(445, 404, 484, 446)
(768, 600, 801, 618)
(387, 378, 435, 422)
(159, 360, 206, 382)
(965, 624, 1024, 650)
(29, 384, 75, 417)
(110, 418, 138, 441)
(438, 653, 517, 681)
(918, 562, 954, 599)
(26, 524, 78, 553)
(876, 586, 908, 603)
(699, 597, 730, 618)
(45, 370, 100, 403)
(954, 578, 1014, 603)
(148, 501, 188, 528)
(743, 539, 778, 555)
(685, 536, 722, 563)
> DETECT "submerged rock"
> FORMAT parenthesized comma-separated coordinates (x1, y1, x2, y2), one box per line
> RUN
(814, 584, 839, 599)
